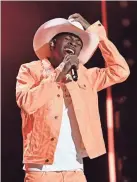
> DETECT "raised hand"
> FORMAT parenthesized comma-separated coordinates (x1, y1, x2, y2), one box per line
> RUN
(56, 54, 79, 82)
(68, 13, 90, 30)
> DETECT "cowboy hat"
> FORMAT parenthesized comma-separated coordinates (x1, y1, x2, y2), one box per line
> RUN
(33, 18, 99, 65)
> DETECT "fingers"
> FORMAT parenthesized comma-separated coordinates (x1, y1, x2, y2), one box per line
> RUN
(68, 13, 90, 30)
(65, 55, 79, 64)
(63, 54, 72, 63)
(67, 55, 79, 64)
(62, 55, 79, 74)
(67, 55, 79, 69)
(64, 54, 78, 61)
(71, 62, 79, 70)
(68, 13, 81, 20)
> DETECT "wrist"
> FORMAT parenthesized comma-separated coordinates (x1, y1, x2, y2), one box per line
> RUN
(56, 70, 65, 82)
(84, 22, 90, 30)
(99, 37, 109, 44)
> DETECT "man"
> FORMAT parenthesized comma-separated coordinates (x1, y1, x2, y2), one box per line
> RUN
(16, 14, 130, 182)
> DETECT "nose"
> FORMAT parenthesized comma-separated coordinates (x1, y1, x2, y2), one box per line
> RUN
(68, 41, 77, 47)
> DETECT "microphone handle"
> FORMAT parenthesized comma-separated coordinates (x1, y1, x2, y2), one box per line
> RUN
(71, 65, 78, 81)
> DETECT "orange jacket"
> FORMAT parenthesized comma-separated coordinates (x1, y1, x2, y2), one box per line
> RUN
(16, 38, 130, 165)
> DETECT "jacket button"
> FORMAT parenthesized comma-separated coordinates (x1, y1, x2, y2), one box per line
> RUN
(54, 116, 58, 119)
(51, 138, 54, 141)
(57, 94, 60, 97)
(45, 159, 49, 162)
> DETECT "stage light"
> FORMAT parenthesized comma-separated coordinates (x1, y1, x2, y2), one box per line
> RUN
(123, 179, 130, 182)
(122, 19, 130, 27)
(127, 58, 135, 67)
(123, 40, 132, 48)
(119, 1, 128, 8)
(123, 156, 127, 161)
(114, 96, 127, 105)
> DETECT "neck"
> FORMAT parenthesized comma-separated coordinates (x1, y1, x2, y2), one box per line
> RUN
(49, 55, 62, 69)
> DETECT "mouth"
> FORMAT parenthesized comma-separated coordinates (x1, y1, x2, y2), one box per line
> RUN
(64, 47, 75, 55)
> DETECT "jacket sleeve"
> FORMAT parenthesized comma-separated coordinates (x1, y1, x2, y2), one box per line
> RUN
(85, 38, 130, 91)
(16, 63, 60, 115)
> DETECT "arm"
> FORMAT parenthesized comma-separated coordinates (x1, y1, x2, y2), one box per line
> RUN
(86, 23, 130, 91)
(16, 62, 61, 115)
(68, 14, 130, 91)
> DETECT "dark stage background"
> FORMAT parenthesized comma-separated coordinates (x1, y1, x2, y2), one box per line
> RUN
(1, 1, 137, 182)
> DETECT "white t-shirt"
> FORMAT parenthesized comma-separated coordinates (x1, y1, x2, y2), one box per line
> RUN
(24, 98, 84, 171)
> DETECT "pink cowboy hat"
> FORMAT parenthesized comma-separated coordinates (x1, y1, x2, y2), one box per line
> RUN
(33, 18, 99, 65)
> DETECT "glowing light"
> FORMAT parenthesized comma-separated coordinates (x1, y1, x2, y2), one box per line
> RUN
(101, 1, 116, 182)
(122, 19, 130, 27)
(123, 40, 132, 48)
(127, 58, 135, 67)
(123, 156, 127, 160)
(119, 1, 128, 8)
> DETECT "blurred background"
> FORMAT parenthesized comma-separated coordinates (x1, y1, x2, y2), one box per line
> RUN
(1, 1, 137, 182)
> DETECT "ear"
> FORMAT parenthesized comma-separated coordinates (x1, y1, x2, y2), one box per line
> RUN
(50, 41, 55, 47)
(49, 39, 56, 50)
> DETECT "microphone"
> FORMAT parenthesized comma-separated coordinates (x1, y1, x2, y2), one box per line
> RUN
(71, 65, 78, 81)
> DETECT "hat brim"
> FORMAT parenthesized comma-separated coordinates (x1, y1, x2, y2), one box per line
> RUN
(33, 18, 99, 65)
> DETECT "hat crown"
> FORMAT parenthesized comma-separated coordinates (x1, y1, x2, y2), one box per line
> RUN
(43, 18, 84, 31)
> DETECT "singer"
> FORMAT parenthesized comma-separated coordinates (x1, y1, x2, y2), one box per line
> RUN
(16, 13, 130, 182)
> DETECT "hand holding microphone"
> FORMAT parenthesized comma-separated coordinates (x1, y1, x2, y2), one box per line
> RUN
(56, 54, 79, 82)
(63, 54, 79, 81)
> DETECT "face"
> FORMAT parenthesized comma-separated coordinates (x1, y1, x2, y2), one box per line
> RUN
(50, 33, 83, 67)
